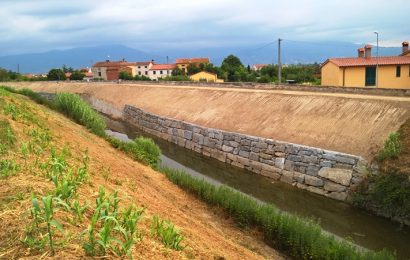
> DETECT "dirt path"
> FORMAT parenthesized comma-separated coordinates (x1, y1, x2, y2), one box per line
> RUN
(7, 82, 410, 160)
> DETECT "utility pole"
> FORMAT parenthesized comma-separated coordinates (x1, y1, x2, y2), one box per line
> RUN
(166, 56, 169, 64)
(17, 64, 20, 74)
(374, 31, 379, 88)
(278, 38, 282, 84)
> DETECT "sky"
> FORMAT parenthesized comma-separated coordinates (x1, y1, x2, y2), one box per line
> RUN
(0, 0, 408, 55)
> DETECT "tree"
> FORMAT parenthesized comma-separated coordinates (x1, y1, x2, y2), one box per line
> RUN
(172, 67, 184, 76)
(119, 71, 133, 80)
(47, 69, 66, 81)
(70, 71, 86, 80)
(221, 55, 246, 82)
(187, 64, 201, 75)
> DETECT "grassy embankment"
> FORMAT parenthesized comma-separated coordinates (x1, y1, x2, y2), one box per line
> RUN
(353, 121, 410, 224)
(1, 86, 395, 259)
(0, 87, 185, 258)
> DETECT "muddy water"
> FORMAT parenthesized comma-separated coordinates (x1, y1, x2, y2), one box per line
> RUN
(103, 115, 410, 259)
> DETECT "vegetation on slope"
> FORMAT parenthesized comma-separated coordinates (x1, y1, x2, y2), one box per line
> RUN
(0, 88, 186, 258)
(1, 86, 395, 259)
(353, 120, 410, 224)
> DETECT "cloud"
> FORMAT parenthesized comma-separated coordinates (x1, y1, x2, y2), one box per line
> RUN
(0, 0, 408, 55)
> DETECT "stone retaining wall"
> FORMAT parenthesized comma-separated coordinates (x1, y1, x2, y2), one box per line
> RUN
(123, 105, 367, 201)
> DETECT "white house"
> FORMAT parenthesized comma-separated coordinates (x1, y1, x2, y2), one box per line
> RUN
(135, 61, 154, 77)
(148, 64, 176, 80)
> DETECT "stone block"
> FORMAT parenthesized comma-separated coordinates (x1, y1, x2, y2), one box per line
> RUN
(231, 162, 245, 169)
(284, 159, 294, 171)
(260, 170, 281, 180)
(193, 133, 204, 144)
(323, 181, 346, 192)
(249, 152, 260, 161)
(318, 167, 353, 186)
(320, 160, 333, 168)
(280, 171, 294, 184)
(237, 156, 250, 166)
(304, 175, 324, 187)
(222, 145, 234, 153)
(296, 183, 307, 190)
(306, 165, 320, 176)
(227, 153, 238, 162)
(260, 153, 272, 160)
(255, 142, 268, 149)
(335, 156, 356, 165)
(250, 161, 263, 171)
(275, 157, 285, 169)
(229, 141, 239, 148)
(325, 191, 348, 201)
(184, 130, 193, 140)
(210, 149, 226, 162)
(274, 144, 286, 152)
(288, 155, 302, 162)
(251, 147, 260, 153)
(274, 152, 286, 157)
(238, 150, 250, 158)
(293, 172, 305, 183)
(307, 186, 325, 195)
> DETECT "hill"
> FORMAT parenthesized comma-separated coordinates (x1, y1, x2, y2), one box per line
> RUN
(0, 43, 403, 74)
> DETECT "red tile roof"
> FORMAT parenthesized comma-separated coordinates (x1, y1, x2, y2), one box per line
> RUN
(253, 64, 268, 68)
(135, 61, 153, 66)
(324, 56, 410, 67)
(93, 61, 135, 67)
(150, 64, 176, 70)
(175, 58, 209, 64)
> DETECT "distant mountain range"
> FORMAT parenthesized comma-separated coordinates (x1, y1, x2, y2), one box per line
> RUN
(0, 42, 403, 74)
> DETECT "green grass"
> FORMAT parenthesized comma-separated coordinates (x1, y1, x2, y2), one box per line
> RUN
(53, 93, 106, 137)
(0, 119, 16, 154)
(107, 136, 161, 169)
(160, 167, 394, 260)
(378, 132, 402, 161)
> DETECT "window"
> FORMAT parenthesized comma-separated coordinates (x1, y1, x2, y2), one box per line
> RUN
(98, 72, 101, 77)
(160, 70, 163, 74)
(396, 66, 401, 77)
(138, 71, 141, 75)
(145, 66, 147, 69)
(153, 71, 156, 75)
(138, 66, 141, 69)
(145, 71, 148, 75)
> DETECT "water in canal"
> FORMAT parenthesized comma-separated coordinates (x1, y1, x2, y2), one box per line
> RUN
(103, 115, 410, 259)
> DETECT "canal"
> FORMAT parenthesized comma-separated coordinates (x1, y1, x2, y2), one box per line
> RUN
(103, 115, 410, 259)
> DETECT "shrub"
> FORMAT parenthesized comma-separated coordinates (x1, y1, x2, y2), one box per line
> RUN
(378, 132, 402, 161)
(353, 171, 410, 221)
(160, 167, 394, 260)
(151, 215, 185, 250)
(53, 93, 106, 137)
(107, 136, 161, 169)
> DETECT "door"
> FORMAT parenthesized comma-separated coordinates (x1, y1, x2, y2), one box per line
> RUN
(365, 67, 376, 86)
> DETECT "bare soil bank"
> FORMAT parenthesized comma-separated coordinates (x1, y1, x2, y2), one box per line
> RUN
(7, 82, 410, 160)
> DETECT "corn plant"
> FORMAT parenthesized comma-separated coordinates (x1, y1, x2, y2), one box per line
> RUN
(31, 195, 68, 255)
(72, 199, 88, 224)
(151, 215, 185, 251)
(52, 169, 77, 204)
(0, 119, 16, 154)
(0, 159, 19, 178)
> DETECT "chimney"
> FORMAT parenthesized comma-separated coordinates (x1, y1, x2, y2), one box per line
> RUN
(358, 48, 365, 58)
(106, 59, 110, 62)
(122, 58, 125, 62)
(364, 44, 372, 58)
(403, 41, 409, 54)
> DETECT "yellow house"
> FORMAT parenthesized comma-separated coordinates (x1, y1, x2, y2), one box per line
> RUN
(176, 58, 209, 74)
(190, 71, 224, 83)
(321, 42, 410, 89)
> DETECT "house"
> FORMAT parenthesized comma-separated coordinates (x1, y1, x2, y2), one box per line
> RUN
(79, 68, 93, 81)
(321, 42, 410, 89)
(148, 64, 176, 80)
(190, 71, 224, 83)
(92, 59, 136, 80)
(252, 64, 268, 71)
(175, 57, 209, 74)
(135, 61, 154, 77)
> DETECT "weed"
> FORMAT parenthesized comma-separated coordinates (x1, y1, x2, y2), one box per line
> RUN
(53, 93, 106, 137)
(0, 119, 16, 154)
(107, 136, 161, 169)
(151, 215, 185, 251)
(378, 132, 402, 161)
(160, 167, 394, 259)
